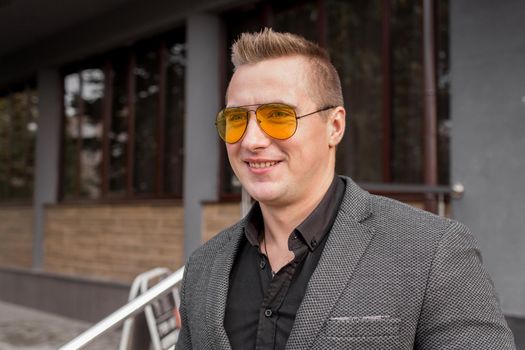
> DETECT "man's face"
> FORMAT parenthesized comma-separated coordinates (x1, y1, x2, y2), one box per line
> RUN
(225, 55, 339, 207)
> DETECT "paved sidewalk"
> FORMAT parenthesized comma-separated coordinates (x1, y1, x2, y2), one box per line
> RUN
(0, 301, 120, 350)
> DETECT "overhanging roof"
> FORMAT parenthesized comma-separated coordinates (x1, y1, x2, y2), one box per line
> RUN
(0, 0, 136, 57)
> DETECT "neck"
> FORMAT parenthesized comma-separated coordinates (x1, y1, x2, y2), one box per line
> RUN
(260, 173, 334, 249)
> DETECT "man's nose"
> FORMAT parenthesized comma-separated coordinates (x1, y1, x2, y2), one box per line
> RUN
(240, 112, 271, 150)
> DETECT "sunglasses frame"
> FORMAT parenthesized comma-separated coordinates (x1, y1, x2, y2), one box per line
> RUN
(216, 103, 337, 144)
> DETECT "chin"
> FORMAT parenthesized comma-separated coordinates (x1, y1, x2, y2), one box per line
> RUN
(244, 184, 282, 204)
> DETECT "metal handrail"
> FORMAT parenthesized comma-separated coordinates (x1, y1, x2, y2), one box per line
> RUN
(58, 267, 185, 350)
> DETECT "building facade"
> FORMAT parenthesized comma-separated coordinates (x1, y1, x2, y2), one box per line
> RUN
(0, 0, 523, 330)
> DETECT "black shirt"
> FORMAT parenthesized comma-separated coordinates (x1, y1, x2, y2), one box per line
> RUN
(224, 177, 345, 350)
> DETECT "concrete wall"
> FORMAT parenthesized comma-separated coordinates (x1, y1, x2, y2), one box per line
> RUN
(0, 207, 33, 268)
(44, 204, 184, 283)
(0, 267, 128, 323)
(451, 0, 525, 316)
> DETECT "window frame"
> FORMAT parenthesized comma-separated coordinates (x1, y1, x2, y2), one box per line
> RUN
(59, 29, 186, 203)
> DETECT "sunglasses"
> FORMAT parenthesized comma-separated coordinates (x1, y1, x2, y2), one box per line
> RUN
(216, 103, 336, 144)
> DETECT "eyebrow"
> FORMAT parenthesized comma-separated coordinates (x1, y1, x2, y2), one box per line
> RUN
(226, 102, 298, 109)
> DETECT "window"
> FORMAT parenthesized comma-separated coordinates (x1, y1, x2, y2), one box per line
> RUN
(220, 0, 450, 199)
(327, 0, 384, 182)
(61, 29, 186, 201)
(0, 81, 38, 201)
(62, 66, 105, 199)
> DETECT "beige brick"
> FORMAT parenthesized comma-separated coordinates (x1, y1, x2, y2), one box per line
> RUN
(43, 203, 184, 283)
(202, 202, 241, 243)
(0, 206, 33, 268)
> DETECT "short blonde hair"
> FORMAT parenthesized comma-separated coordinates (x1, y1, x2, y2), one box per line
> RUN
(231, 28, 343, 107)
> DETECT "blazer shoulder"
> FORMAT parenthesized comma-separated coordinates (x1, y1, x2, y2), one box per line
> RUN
(368, 193, 460, 241)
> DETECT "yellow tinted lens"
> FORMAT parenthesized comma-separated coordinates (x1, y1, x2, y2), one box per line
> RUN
(217, 108, 247, 143)
(257, 104, 297, 139)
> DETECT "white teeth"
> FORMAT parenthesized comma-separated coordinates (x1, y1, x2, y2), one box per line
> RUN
(248, 161, 277, 169)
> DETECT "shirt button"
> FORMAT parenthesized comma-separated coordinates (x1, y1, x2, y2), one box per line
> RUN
(259, 260, 266, 269)
(264, 309, 273, 317)
(311, 239, 317, 247)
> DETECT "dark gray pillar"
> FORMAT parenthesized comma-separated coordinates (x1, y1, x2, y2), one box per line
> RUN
(450, 0, 525, 317)
(184, 14, 221, 259)
(33, 69, 61, 269)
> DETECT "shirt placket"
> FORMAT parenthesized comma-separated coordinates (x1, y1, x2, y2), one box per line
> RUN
(254, 234, 308, 350)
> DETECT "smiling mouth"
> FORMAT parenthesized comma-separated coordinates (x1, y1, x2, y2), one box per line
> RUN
(247, 161, 279, 169)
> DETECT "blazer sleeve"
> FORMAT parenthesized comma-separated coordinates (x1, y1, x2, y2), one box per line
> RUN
(175, 260, 192, 350)
(414, 220, 516, 349)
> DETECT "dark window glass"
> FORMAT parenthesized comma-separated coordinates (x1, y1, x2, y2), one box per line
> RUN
(0, 84, 38, 201)
(109, 53, 130, 195)
(60, 28, 185, 201)
(80, 68, 104, 198)
(327, 0, 384, 182)
(272, 2, 318, 42)
(390, 0, 423, 183)
(62, 73, 81, 199)
(436, 0, 450, 185)
(133, 47, 159, 194)
(62, 67, 105, 199)
(165, 40, 186, 196)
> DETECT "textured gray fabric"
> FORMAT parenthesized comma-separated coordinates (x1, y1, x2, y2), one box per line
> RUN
(176, 176, 516, 349)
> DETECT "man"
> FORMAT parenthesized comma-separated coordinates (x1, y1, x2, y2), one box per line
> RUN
(176, 28, 515, 349)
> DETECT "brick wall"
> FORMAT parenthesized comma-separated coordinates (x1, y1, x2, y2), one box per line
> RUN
(0, 206, 33, 268)
(44, 203, 184, 283)
(202, 202, 241, 242)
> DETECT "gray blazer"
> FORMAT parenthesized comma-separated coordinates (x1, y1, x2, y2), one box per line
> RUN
(176, 176, 515, 349)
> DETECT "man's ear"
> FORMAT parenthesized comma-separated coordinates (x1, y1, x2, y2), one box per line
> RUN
(327, 106, 346, 147)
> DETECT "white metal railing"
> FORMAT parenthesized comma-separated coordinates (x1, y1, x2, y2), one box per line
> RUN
(58, 267, 185, 350)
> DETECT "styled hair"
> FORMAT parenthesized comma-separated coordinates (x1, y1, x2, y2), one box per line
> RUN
(231, 28, 344, 107)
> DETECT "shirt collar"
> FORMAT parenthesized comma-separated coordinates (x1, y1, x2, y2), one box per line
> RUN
(296, 176, 345, 251)
(244, 176, 345, 251)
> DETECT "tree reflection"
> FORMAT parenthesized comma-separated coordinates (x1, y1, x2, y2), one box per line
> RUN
(0, 84, 38, 200)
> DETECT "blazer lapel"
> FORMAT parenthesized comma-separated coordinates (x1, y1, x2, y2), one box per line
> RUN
(205, 223, 245, 350)
(285, 177, 375, 350)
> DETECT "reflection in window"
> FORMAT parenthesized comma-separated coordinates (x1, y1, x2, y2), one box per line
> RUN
(60, 28, 186, 201)
(62, 68, 104, 199)
(165, 42, 186, 196)
(110, 54, 130, 194)
(272, 2, 318, 43)
(328, 0, 384, 182)
(134, 47, 159, 194)
(436, 0, 450, 185)
(0, 83, 38, 200)
(390, 0, 423, 183)
(62, 73, 80, 198)
(81, 69, 104, 198)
